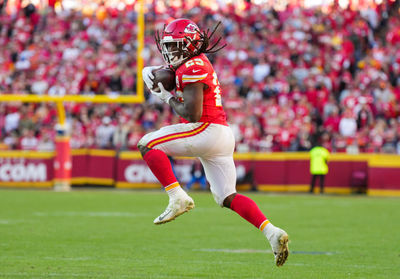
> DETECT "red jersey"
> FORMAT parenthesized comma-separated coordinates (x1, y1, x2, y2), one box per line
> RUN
(175, 54, 228, 126)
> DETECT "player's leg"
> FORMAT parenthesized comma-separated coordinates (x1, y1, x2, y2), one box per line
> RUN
(199, 154, 289, 267)
(138, 123, 209, 224)
(185, 177, 196, 190)
(319, 175, 325, 194)
(139, 144, 194, 224)
(310, 174, 317, 193)
(139, 146, 181, 194)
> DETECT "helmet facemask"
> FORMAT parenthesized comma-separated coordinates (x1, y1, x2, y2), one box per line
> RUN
(157, 33, 202, 68)
(161, 38, 188, 68)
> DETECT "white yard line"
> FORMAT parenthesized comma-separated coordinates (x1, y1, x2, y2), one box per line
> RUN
(194, 248, 336, 255)
(194, 248, 272, 254)
(0, 272, 133, 278)
(33, 212, 151, 217)
(0, 219, 32, 225)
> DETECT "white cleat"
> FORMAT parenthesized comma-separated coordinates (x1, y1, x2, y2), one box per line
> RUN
(268, 227, 289, 267)
(153, 195, 195, 225)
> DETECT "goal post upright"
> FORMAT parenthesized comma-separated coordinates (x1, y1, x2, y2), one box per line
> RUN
(136, 0, 145, 101)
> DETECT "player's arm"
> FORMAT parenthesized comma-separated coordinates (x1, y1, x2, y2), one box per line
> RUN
(169, 83, 204, 122)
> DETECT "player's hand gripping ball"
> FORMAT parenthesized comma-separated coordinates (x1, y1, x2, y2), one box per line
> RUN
(151, 68, 176, 92)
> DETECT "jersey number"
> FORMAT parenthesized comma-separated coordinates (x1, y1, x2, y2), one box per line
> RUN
(185, 58, 204, 67)
(185, 59, 222, 107)
(212, 72, 222, 107)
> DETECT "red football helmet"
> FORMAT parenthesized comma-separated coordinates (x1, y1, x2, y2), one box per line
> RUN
(155, 18, 203, 68)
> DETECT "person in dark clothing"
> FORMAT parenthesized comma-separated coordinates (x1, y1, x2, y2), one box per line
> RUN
(186, 160, 207, 191)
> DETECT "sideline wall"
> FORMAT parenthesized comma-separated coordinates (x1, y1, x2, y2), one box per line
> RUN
(0, 150, 399, 196)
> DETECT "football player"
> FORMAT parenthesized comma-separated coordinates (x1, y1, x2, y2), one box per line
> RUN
(139, 18, 289, 266)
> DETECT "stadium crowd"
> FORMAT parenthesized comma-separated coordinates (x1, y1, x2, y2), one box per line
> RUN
(1, 1, 400, 153)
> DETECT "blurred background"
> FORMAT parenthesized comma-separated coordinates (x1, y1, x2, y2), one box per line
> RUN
(1, 3, 399, 277)
(1, 0, 399, 154)
(0, 0, 400, 193)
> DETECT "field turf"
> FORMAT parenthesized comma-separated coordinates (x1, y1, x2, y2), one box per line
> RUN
(0, 189, 399, 279)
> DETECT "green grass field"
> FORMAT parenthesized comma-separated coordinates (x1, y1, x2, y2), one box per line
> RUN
(0, 189, 399, 279)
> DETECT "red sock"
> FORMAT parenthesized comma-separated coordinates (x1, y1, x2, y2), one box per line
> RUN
(143, 149, 178, 188)
(230, 194, 269, 230)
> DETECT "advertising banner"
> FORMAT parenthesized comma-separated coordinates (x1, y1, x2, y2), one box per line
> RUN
(115, 153, 196, 188)
(0, 150, 399, 196)
(0, 152, 53, 187)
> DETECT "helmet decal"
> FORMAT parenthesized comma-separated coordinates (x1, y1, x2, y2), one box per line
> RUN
(184, 23, 198, 34)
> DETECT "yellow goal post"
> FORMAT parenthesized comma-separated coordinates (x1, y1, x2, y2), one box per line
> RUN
(0, 0, 146, 191)
(0, 0, 145, 123)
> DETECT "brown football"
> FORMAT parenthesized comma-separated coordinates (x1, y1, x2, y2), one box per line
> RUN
(152, 68, 176, 92)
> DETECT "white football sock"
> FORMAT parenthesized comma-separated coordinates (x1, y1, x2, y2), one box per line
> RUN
(165, 183, 187, 199)
(262, 222, 278, 241)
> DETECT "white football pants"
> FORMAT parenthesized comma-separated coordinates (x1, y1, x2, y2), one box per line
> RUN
(138, 122, 237, 206)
